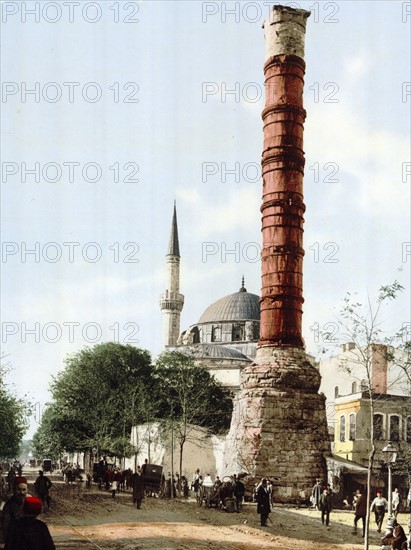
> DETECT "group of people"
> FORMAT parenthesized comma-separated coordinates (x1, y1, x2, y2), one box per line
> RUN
(311, 478, 410, 548)
(1, 475, 55, 549)
(191, 469, 246, 511)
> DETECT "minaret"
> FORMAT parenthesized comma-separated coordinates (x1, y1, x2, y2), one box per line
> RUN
(160, 203, 184, 347)
(223, 5, 330, 502)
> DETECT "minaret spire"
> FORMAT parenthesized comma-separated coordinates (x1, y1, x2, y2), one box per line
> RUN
(167, 201, 180, 257)
(160, 203, 184, 347)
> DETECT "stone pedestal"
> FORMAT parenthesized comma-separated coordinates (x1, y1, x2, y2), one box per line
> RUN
(223, 347, 330, 502)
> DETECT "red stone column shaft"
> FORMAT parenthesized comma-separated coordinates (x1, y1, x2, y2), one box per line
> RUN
(259, 53, 306, 349)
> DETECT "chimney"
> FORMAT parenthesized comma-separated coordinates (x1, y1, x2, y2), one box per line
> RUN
(370, 344, 388, 394)
(259, 6, 310, 349)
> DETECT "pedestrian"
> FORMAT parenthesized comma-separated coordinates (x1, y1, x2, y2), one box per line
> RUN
(191, 468, 200, 494)
(6, 469, 16, 493)
(1, 476, 29, 542)
(174, 473, 180, 497)
(319, 486, 332, 527)
(392, 487, 401, 519)
(181, 475, 189, 498)
(0, 467, 6, 502)
(256, 478, 271, 527)
(381, 518, 407, 549)
(266, 479, 274, 505)
(131, 467, 144, 509)
(233, 476, 245, 512)
(142, 458, 148, 494)
(110, 478, 118, 498)
(34, 470, 52, 511)
(311, 477, 322, 510)
(202, 473, 213, 488)
(391, 519, 407, 549)
(352, 488, 367, 537)
(4, 496, 55, 550)
(370, 489, 388, 533)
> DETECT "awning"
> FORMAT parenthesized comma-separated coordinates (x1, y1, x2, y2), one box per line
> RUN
(326, 455, 368, 474)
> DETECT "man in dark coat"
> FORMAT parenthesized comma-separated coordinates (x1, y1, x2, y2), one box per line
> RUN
(34, 471, 52, 511)
(256, 478, 271, 527)
(1, 476, 28, 542)
(131, 467, 144, 509)
(233, 477, 245, 512)
(352, 488, 367, 537)
(391, 519, 407, 550)
(319, 487, 332, 527)
(4, 496, 55, 550)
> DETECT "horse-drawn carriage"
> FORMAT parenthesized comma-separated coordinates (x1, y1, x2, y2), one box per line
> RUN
(42, 459, 53, 473)
(196, 477, 237, 512)
(143, 464, 163, 497)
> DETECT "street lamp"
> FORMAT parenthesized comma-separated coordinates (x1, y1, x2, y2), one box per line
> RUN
(382, 442, 398, 517)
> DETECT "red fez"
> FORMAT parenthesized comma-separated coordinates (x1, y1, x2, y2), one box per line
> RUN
(23, 497, 42, 516)
(376, 489, 382, 494)
(14, 476, 27, 486)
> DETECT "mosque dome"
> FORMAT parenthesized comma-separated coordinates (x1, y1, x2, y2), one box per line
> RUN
(198, 280, 260, 324)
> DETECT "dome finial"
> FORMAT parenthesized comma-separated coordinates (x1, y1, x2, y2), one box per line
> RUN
(240, 276, 246, 292)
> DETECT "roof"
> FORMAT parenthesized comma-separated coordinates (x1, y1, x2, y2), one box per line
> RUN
(167, 202, 180, 257)
(326, 455, 368, 473)
(178, 344, 251, 362)
(198, 282, 260, 323)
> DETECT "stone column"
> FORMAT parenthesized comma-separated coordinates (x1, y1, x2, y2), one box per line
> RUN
(223, 6, 330, 502)
(259, 6, 308, 348)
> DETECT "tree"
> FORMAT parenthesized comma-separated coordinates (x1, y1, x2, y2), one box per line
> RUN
(154, 351, 233, 479)
(329, 281, 409, 550)
(32, 404, 67, 461)
(34, 343, 154, 461)
(0, 361, 28, 459)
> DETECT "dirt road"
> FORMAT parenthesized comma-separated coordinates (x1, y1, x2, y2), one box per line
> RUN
(29, 482, 407, 549)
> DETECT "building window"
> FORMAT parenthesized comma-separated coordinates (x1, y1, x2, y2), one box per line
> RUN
(360, 379, 368, 391)
(389, 415, 400, 442)
(339, 415, 346, 442)
(334, 386, 339, 398)
(352, 382, 358, 393)
(407, 417, 411, 443)
(349, 413, 356, 440)
(211, 326, 221, 342)
(232, 324, 243, 341)
(373, 413, 384, 440)
(191, 326, 200, 344)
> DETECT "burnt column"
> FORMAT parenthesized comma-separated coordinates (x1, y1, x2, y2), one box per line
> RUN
(259, 6, 309, 348)
(222, 6, 330, 502)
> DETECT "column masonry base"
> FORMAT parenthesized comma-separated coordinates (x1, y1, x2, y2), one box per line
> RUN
(222, 346, 330, 503)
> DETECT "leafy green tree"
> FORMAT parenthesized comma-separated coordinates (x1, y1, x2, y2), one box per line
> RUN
(32, 404, 66, 460)
(35, 343, 153, 460)
(154, 351, 233, 478)
(0, 362, 28, 459)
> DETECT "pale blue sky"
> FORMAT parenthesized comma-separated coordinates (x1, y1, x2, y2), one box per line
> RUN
(1, 1, 410, 436)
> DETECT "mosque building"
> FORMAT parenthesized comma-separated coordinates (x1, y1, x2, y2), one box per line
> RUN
(160, 204, 260, 393)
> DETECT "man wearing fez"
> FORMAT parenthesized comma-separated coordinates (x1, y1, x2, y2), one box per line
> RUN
(1, 476, 29, 541)
(4, 496, 55, 550)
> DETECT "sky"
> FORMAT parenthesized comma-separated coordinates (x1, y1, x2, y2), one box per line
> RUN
(1, 0, 410, 438)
